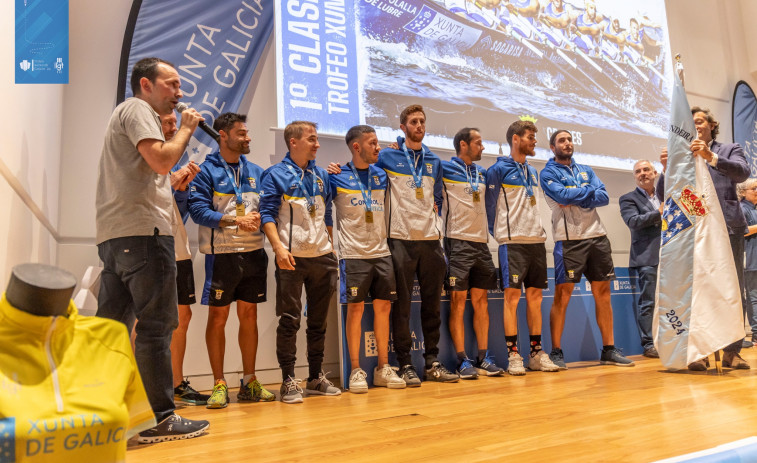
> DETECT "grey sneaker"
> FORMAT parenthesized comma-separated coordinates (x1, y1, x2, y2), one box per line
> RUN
(600, 347, 635, 367)
(348, 368, 368, 394)
(280, 376, 304, 404)
(374, 364, 406, 389)
(549, 348, 568, 370)
(507, 352, 526, 376)
(425, 361, 460, 382)
(529, 350, 560, 372)
(305, 372, 342, 396)
(398, 364, 422, 387)
(475, 354, 505, 376)
(137, 413, 209, 444)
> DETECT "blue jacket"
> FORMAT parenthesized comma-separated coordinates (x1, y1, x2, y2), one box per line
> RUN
(259, 153, 333, 257)
(540, 158, 608, 241)
(742, 199, 757, 271)
(441, 157, 488, 243)
(188, 152, 265, 254)
(329, 162, 390, 259)
(619, 187, 662, 267)
(375, 137, 443, 241)
(485, 156, 546, 244)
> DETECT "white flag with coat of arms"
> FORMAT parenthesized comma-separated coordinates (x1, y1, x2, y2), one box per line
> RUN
(653, 69, 743, 370)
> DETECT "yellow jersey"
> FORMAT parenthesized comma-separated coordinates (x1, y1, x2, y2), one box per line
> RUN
(0, 294, 155, 462)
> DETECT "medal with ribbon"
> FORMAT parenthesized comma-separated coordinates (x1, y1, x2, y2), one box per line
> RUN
(220, 157, 246, 216)
(348, 162, 375, 223)
(457, 158, 481, 203)
(401, 138, 427, 200)
(515, 161, 536, 206)
(286, 163, 319, 218)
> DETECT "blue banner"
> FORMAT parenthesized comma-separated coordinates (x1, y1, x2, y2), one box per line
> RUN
(339, 268, 642, 389)
(733, 81, 757, 177)
(276, 1, 360, 133)
(15, 0, 68, 84)
(120, 0, 273, 155)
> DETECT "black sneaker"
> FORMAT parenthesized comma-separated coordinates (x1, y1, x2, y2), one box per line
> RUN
(137, 413, 209, 444)
(600, 347, 635, 367)
(174, 379, 210, 405)
(642, 347, 660, 358)
(398, 364, 422, 387)
(424, 361, 459, 383)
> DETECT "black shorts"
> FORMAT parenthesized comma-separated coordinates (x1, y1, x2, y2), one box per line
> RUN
(554, 236, 616, 284)
(498, 243, 548, 290)
(176, 258, 196, 305)
(202, 249, 268, 306)
(445, 238, 498, 291)
(339, 256, 398, 303)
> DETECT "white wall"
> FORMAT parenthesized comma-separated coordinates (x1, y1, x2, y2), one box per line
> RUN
(47, 0, 757, 389)
(0, 2, 62, 290)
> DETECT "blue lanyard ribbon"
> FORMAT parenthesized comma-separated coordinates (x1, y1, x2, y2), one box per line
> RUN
(401, 140, 426, 189)
(285, 163, 318, 209)
(348, 162, 373, 212)
(456, 159, 480, 193)
(515, 161, 534, 197)
(219, 157, 244, 205)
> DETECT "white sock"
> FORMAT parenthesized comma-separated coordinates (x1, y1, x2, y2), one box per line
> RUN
(243, 374, 255, 385)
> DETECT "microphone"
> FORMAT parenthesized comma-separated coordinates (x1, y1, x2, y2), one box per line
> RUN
(175, 102, 220, 143)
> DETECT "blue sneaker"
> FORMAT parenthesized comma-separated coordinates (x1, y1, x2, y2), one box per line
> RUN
(457, 358, 479, 380)
(475, 354, 505, 377)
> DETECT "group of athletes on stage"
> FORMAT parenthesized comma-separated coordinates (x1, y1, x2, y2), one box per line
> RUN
(98, 56, 655, 445)
(162, 101, 641, 410)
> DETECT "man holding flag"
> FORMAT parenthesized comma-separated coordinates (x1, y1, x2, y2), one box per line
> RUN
(655, 64, 749, 370)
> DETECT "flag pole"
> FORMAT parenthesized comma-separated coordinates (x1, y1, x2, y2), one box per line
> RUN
(674, 53, 724, 375)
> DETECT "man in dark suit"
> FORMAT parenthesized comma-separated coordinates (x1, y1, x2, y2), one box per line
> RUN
(620, 160, 661, 358)
(659, 106, 751, 370)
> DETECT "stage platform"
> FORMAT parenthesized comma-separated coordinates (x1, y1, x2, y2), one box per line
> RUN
(128, 345, 757, 462)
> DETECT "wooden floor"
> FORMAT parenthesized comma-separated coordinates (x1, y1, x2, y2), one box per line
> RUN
(128, 349, 757, 463)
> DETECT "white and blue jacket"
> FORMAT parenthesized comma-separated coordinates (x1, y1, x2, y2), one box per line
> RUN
(540, 158, 608, 241)
(188, 152, 265, 254)
(441, 157, 488, 243)
(330, 162, 390, 259)
(376, 137, 443, 241)
(485, 156, 546, 244)
(259, 153, 333, 258)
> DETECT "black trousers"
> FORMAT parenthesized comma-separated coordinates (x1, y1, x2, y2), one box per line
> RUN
(725, 233, 746, 354)
(275, 253, 338, 380)
(388, 239, 446, 367)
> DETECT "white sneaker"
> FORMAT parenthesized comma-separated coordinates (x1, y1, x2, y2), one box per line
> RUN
(349, 368, 368, 394)
(529, 350, 560, 372)
(373, 364, 407, 389)
(507, 352, 526, 376)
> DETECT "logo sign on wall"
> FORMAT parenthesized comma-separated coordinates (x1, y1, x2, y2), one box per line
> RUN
(15, 0, 69, 84)
(118, 0, 273, 161)
(733, 81, 757, 177)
